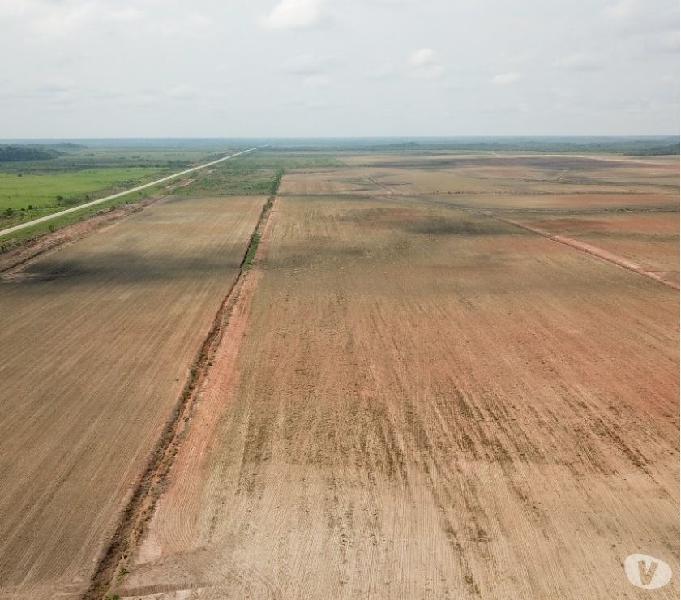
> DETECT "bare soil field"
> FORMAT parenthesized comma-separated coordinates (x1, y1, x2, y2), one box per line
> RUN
(372, 166, 675, 198)
(282, 155, 678, 209)
(510, 213, 679, 288)
(468, 192, 678, 211)
(0, 195, 264, 599)
(112, 153, 678, 599)
(278, 168, 385, 196)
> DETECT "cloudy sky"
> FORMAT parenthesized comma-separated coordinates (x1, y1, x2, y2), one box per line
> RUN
(0, 0, 678, 137)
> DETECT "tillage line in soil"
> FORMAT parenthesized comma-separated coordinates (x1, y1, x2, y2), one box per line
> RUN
(83, 193, 277, 600)
(493, 215, 679, 291)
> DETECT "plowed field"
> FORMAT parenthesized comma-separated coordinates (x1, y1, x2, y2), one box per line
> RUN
(111, 154, 679, 599)
(0, 195, 264, 599)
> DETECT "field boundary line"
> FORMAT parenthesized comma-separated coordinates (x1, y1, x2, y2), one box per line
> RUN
(495, 215, 679, 290)
(0, 147, 258, 239)
(83, 187, 279, 600)
(396, 190, 679, 291)
(0, 195, 165, 276)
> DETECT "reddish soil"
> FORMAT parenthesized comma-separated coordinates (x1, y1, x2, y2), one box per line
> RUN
(114, 154, 678, 599)
(506, 213, 679, 288)
(2, 152, 677, 600)
(497, 217, 679, 290)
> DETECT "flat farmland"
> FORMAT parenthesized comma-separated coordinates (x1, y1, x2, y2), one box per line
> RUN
(508, 212, 679, 288)
(112, 153, 679, 599)
(0, 194, 264, 599)
(341, 153, 679, 197)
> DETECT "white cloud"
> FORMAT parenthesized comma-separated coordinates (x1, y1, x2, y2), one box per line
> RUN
(262, 0, 325, 30)
(554, 53, 602, 72)
(408, 48, 444, 79)
(302, 74, 331, 88)
(604, 0, 638, 19)
(282, 54, 334, 87)
(0, 0, 33, 18)
(604, 0, 679, 34)
(492, 72, 520, 85)
(366, 63, 399, 81)
(166, 84, 199, 100)
(409, 48, 436, 68)
(0, 0, 677, 137)
(283, 54, 333, 76)
(20, 1, 143, 37)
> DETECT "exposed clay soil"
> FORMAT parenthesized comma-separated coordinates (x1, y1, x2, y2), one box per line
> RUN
(511, 213, 679, 288)
(111, 154, 678, 599)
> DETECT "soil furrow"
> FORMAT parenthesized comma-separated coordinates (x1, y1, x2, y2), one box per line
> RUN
(83, 193, 277, 600)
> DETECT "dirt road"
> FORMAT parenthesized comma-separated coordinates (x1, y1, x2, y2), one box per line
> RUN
(0, 148, 257, 238)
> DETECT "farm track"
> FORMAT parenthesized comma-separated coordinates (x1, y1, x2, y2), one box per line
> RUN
(355, 163, 680, 291)
(492, 216, 680, 290)
(352, 176, 680, 291)
(86, 194, 277, 600)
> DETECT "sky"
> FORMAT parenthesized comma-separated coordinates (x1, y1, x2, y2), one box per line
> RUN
(0, 0, 678, 138)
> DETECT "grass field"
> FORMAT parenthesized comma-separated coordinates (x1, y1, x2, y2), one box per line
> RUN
(0, 147, 340, 249)
(0, 145, 678, 600)
(0, 167, 163, 213)
(0, 141, 251, 245)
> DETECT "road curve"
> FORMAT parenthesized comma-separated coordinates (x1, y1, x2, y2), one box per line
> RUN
(0, 147, 258, 238)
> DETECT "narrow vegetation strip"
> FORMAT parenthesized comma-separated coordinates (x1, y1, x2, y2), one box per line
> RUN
(84, 176, 281, 600)
(0, 148, 257, 239)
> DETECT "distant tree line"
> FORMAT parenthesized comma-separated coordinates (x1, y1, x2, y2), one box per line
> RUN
(270, 137, 680, 156)
(0, 145, 62, 162)
(624, 143, 680, 156)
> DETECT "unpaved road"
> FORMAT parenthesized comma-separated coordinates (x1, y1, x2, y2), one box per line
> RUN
(0, 148, 257, 238)
(113, 154, 678, 599)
